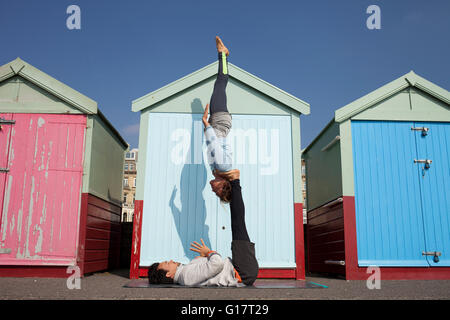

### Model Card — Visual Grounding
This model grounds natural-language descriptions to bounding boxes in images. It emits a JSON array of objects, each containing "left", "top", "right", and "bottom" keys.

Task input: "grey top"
[{"left": 173, "top": 251, "right": 244, "bottom": 287}]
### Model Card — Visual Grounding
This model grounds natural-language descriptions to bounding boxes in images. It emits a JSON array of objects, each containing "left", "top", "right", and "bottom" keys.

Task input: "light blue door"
[
  {"left": 214, "top": 115, "right": 295, "bottom": 268},
  {"left": 352, "top": 121, "right": 427, "bottom": 266},
  {"left": 414, "top": 122, "right": 450, "bottom": 266},
  {"left": 352, "top": 120, "right": 450, "bottom": 267},
  {"left": 139, "top": 113, "right": 295, "bottom": 268}
]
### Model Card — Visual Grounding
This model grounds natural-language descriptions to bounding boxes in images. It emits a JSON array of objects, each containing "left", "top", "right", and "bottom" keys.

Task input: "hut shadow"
[{"left": 169, "top": 98, "right": 211, "bottom": 261}]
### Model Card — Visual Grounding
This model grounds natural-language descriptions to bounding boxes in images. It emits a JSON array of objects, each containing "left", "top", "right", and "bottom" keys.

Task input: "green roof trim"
[
  {"left": 132, "top": 61, "right": 310, "bottom": 115},
  {"left": 0, "top": 57, "right": 128, "bottom": 148},
  {"left": 334, "top": 71, "right": 450, "bottom": 123},
  {"left": 0, "top": 57, "right": 98, "bottom": 114}
]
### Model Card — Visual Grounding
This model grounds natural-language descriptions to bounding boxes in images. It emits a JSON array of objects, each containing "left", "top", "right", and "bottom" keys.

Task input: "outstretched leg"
[
  {"left": 209, "top": 51, "right": 229, "bottom": 115},
  {"left": 209, "top": 36, "right": 230, "bottom": 115}
]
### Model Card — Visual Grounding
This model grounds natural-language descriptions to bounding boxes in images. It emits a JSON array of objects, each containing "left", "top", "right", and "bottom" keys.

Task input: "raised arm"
[{"left": 202, "top": 103, "right": 210, "bottom": 128}]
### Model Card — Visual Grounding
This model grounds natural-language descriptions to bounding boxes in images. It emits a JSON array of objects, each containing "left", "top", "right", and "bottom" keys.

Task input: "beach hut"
[
  {"left": 302, "top": 71, "right": 450, "bottom": 280},
  {"left": 0, "top": 58, "right": 128, "bottom": 277},
  {"left": 130, "top": 60, "right": 310, "bottom": 279}
]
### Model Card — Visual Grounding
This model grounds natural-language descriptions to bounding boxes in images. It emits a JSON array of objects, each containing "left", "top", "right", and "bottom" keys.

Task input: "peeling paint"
[
  {"left": 1, "top": 114, "right": 86, "bottom": 265},
  {"left": 133, "top": 213, "right": 141, "bottom": 255},
  {"left": 34, "top": 225, "right": 43, "bottom": 254},
  {"left": 22, "top": 176, "right": 35, "bottom": 259},
  {"left": 45, "top": 141, "right": 53, "bottom": 180},
  {"left": 1, "top": 175, "right": 13, "bottom": 242},
  {"left": 65, "top": 127, "right": 69, "bottom": 168},
  {"left": 10, "top": 215, "right": 15, "bottom": 238},
  {"left": 39, "top": 143, "right": 45, "bottom": 171},
  {"left": 33, "top": 128, "right": 39, "bottom": 164},
  {"left": 37, "top": 117, "right": 45, "bottom": 128},
  {"left": 41, "top": 194, "right": 47, "bottom": 224},
  {"left": 9, "top": 146, "right": 14, "bottom": 162},
  {"left": 17, "top": 172, "right": 27, "bottom": 244}
]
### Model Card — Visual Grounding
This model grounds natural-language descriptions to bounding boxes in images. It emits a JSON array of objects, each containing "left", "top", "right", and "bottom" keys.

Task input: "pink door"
[{"left": 0, "top": 113, "right": 86, "bottom": 266}]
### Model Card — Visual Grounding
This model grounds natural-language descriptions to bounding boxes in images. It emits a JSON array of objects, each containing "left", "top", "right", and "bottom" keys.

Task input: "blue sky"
[{"left": 1, "top": 0, "right": 449, "bottom": 149}]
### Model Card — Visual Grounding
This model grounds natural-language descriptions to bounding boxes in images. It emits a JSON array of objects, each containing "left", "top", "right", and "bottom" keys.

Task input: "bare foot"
[{"left": 216, "top": 36, "right": 229, "bottom": 56}]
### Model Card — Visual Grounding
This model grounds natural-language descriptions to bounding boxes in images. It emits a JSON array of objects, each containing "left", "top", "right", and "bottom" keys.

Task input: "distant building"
[
  {"left": 301, "top": 158, "right": 307, "bottom": 224},
  {"left": 122, "top": 148, "right": 138, "bottom": 222}
]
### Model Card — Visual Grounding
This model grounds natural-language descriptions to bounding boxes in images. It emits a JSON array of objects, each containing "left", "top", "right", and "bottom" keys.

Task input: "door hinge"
[
  {"left": 0, "top": 117, "right": 16, "bottom": 130},
  {"left": 414, "top": 159, "right": 432, "bottom": 169},
  {"left": 411, "top": 127, "right": 429, "bottom": 136},
  {"left": 422, "top": 251, "right": 441, "bottom": 263}
]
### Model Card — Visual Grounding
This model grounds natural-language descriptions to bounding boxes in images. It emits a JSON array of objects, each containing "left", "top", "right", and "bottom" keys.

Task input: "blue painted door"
[
  {"left": 139, "top": 113, "right": 295, "bottom": 268},
  {"left": 414, "top": 122, "right": 450, "bottom": 266},
  {"left": 352, "top": 121, "right": 427, "bottom": 266},
  {"left": 352, "top": 121, "right": 450, "bottom": 267}
]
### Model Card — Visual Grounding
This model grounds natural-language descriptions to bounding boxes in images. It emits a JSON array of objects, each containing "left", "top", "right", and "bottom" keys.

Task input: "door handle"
[
  {"left": 0, "top": 168, "right": 9, "bottom": 173},
  {"left": 414, "top": 159, "right": 432, "bottom": 169},
  {"left": 422, "top": 251, "right": 441, "bottom": 263}
]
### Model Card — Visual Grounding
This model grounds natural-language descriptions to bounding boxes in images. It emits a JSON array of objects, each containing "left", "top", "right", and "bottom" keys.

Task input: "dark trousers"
[
  {"left": 230, "top": 180, "right": 259, "bottom": 286},
  {"left": 209, "top": 52, "right": 229, "bottom": 115}
]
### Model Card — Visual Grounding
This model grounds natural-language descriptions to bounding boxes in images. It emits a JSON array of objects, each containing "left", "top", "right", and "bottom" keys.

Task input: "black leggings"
[
  {"left": 230, "top": 180, "right": 259, "bottom": 285},
  {"left": 230, "top": 180, "right": 250, "bottom": 242},
  {"left": 209, "top": 52, "right": 229, "bottom": 115}
]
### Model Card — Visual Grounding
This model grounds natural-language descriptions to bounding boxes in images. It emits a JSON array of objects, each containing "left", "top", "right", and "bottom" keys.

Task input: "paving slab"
[{"left": 1, "top": 269, "right": 449, "bottom": 300}]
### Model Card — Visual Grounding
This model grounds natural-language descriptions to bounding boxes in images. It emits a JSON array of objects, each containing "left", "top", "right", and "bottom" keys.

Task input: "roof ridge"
[{"left": 131, "top": 61, "right": 310, "bottom": 115}]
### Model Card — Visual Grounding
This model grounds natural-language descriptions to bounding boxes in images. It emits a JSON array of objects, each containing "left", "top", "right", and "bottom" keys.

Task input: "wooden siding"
[
  {"left": 303, "top": 121, "right": 342, "bottom": 211},
  {"left": 306, "top": 199, "right": 345, "bottom": 275},
  {"left": 80, "top": 193, "right": 121, "bottom": 274},
  {"left": 85, "top": 115, "right": 126, "bottom": 206}
]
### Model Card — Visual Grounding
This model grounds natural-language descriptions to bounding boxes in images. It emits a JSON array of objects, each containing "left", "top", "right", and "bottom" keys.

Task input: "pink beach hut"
[{"left": 0, "top": 58, "right": 128, "bottom": 277}]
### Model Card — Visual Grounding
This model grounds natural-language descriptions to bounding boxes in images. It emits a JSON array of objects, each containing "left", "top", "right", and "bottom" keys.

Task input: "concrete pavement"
[{"left": 1, "top": 269, "right": 450, "bottom": 300}]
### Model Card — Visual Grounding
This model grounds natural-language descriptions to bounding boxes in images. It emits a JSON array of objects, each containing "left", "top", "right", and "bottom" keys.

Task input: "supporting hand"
[
  {"left": 202, "top": 104, "right": 210, "bottom": 128},
  {"left": 190, "top": 238, "right": 212, "bottom": 257}
]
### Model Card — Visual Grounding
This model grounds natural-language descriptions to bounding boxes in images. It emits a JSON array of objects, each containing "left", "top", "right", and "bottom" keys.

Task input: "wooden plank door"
[
  {"left": 351, "top": 120, "right": 428, "bottom": 266},
  {"left": 0, "top": 114, "right": 86, "bottom": 266},
  {"left": 140, "top": 113, "right": 295, "bottom": 269},
  {"left": 215, "top": 115, "right": 295, "bottom": 268}
]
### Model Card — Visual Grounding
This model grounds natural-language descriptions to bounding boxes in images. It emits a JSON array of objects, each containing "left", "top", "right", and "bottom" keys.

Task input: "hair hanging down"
[
  {"left": 147, "top": 262, "right": 174, "bottom": 284},
  {"left": 219, "top": 180, "right": 232, "bottom": 203}
]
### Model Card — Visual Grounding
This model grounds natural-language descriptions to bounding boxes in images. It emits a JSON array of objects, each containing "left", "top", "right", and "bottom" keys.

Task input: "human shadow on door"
[{"left": 169, "top": 98, "right": 212, "bottom": 261}]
